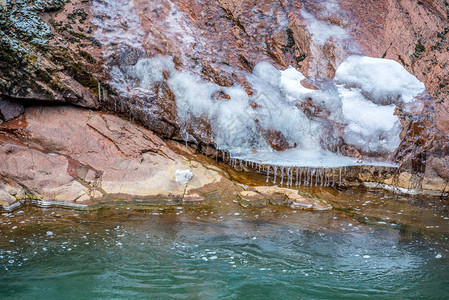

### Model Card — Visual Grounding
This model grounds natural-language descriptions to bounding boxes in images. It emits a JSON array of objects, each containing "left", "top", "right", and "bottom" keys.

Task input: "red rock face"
[
  {"left": 340, "top": 0, "right": 449, "bottom": 185},
  {"left": 1, "top": 0, "right": 448, "bottom": 190},
  {"left": 341, "top": 0, "right": 449, "bottom": 129},
  {"left": 86, "top": 0, "right": 449, "bottom": 185}
]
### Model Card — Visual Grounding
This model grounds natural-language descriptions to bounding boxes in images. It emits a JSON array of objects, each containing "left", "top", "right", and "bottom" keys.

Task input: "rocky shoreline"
[
  {"left": 1, "top": 0, "right": 448, "bottom": 209},
  {"left": 1, "top": 105, "right": 446, "bottom": 212}
]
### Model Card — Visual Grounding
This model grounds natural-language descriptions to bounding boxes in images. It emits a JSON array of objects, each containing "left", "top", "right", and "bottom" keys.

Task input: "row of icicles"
[{"left": 207, "top": 149, "right": 348, "bottom": 188}]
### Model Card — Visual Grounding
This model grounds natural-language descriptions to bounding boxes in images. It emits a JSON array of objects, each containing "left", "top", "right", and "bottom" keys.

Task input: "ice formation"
[
  {"left": 92, "top": 0, "right": 427, "bottom": 185},
  {"left": 335, "top": 56, "right": 426, "bottom": 105},
  {"left": 116, "top": 54, "right": 424, "bottom": 173},
  {"left": 300, "top": 0, "right": 358, "bottom": 78},
  {"left": 336, "top": 55, "right": 426, "bottom": 153}
]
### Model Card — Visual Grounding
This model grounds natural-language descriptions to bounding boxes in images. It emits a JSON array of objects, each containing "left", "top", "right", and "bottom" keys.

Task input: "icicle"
[
  {"left": 332, "top": 169, "right": 335, "bottom": 187},
  {"left": 97, "top": 80, "right": 101, "bottom": 103},
  {"left": 273, "top": 166, "right": 277, "bottom": 184},
  {"left": 288, "top": 167, "right": 291, "bottom": 187},
  {"left": 215, "top": 149, "right": 218, "bottom": 162},
  {"left": 280, "top": 167, "right": 284, "bottom": 185},
  {"left": 309, "top": 168, "right": 313, "bottom": 186},
  {"left": 290, "top": 167, "right": 294, "bottom": 186},
  {"left": 295, "top": 167, "right": 299, "bottom": 186},
  {"left": 304, "top": 168, "right": 307, "bottom": 186},
  {"left": 307, "top": 168, "right": 311, "bottom": 186},
  {"left": 299, "top": 168, "right": 302, "bottom": 187},
  {"left": 309, "top": 169, "right": 312, "bottom": 186},
  {"left": 304, "top": 167, "right": 308, "bottom": 186},
  {"left": 320, "top": 169, "right": 324, "bottom": 186},
  {"left": 266, "top": 165, "right": 270, "bottom": 183},
  {"left": 290, "top": 167, "right": 294, "bottom": 187},
  {"left": 339, "top": 167, "right": 342, "bottom": 186}
]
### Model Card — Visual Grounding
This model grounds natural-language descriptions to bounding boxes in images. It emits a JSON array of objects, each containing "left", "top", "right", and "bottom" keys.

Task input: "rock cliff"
[{"left": 0, "top": 0, "right": 448, "bottom": 206}]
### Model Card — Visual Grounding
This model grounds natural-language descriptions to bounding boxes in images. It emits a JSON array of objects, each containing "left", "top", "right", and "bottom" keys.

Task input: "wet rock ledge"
[
  {"left": 0, "top": 105, "right": 338, "bottom": 212},
  {"left": 0, "top": 105, "right": 237, "bottom": 210}
]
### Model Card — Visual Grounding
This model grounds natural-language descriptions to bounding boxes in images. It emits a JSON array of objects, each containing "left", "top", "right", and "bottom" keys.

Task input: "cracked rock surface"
[{"left": 0, "top": 106, "right": 232, "bottom": 209}]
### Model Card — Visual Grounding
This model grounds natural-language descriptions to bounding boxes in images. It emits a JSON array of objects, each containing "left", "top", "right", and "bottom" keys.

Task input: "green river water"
[{"left": 0, "top": 188, "right": 448, "bottom": 299}]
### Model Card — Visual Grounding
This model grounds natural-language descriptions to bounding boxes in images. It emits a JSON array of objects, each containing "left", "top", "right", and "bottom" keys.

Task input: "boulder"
[
  {"left": 239, "top": 186, "right": 332, "bottom": 210},
  {"left": 0, "top": 98, "right": 24, "bottom": 121}
]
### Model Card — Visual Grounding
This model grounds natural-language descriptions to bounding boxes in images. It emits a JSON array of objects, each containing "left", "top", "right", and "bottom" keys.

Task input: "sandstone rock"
[
  {"left": 1, "top": 0, "right": 448, "bottom": 195},
  {"left": 0, "top": 98, "right": 24, "bottom": 121},
  {"left": 0, "top": 106, "right": 232, "bottom": 209},
  {"left": 0, "top": 142, "right": 87, "bottom": 202},
  {"left": 238, "top": 186, "right": 332, "bottom": 210},
  {"left": 183, "top": 193, "right": 205, "bottom": 204},
  {"left": 0, "top": 190, "right": 16, "bottom": 208},
  {"left": 238, "top": 190, "right": 269, "bottom": 207}
]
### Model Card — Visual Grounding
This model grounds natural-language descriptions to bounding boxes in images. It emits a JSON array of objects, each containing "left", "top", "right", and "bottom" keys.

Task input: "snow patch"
[
  {"left": 335, "top": 55, "right": 425, "bottom": 153},
  {"left": 335, "top": 56, "right": 426, "bottom": 105},
  {"left": 109, "top": 54, "right": 425, "bottom": 166},
  {"left": 175, "top": 169, "right": 193, "bottom": 184}
]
